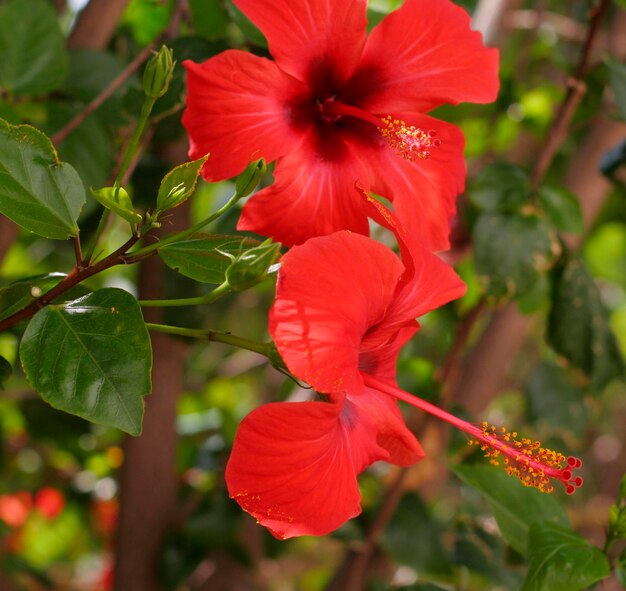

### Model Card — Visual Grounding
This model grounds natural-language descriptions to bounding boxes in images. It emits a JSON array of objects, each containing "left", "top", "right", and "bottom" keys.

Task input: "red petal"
[
  {"left": 234, "top": 0, "right": 367, "bottom": 88},
  {"left": 353, "top": 385, "right": 424, "bottom": 466},
  {"left": 182, "top": 51, "right": 307, "bottom": 181},
  {"left": 351, "top": 0, "right": 499, "bottom": 113},
  {"left": 270, "top": 232, "right": 404, "bottom": 395},
  {"left": 386, "top": 247, "right": 466, "bottom": 330},
  {"left": 370, "top": 113, "right": 467, "bottom": 252},
  {"left": 238, "top": 130, "right": 371, "bottom": 245},
  {"left": 226, "top": 399, "right": 374, "bottom": 539},
  {"left": 356, "top": 183, "right": 416, "bottom": 280}
]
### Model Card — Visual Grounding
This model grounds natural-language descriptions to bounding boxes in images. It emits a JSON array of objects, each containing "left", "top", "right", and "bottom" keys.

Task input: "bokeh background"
[{"left": 0, "top": 0, "right": 625, "bottom": 589}]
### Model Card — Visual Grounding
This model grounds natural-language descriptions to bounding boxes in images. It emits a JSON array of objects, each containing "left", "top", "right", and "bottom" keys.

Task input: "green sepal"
[
  {"left": 90, "top": 186, "right": 142, "bottom": 224},
  {"left": 142, "top": 45, "right": 175, "bottom": 99},
  {"left": 235, "top": 158, "right": 267, "bottom": 198},
  {"left": 225, "top": 239, "right": 281, "bottom": 291},
  {"left": 156, "top": 155, "right": 208, "bottom": 213}
]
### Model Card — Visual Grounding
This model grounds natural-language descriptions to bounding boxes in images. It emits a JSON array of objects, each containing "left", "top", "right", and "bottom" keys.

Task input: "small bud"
[
  {"left": 235, "top": 159, "right": 267, "bottom": 198},
  {"left": 225, "top": 239, "right": 281, "bottom": 291},
  {"left": 143, "top": 45, "right": 175, "bottom": 99},
  {"left": 90, "top": 186, "right": 143, "bottom": 224}
]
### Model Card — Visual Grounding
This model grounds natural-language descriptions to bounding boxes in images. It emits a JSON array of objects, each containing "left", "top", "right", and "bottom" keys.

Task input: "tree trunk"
[{"left": 68, "top": 0, "right": 130, "bottom": 50}]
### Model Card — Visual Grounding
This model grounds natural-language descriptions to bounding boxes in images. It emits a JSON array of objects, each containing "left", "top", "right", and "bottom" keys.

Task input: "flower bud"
[
  {"left": 143, "top": 45, "right": 175, "bottom": 99},
  {"left": 225, "top": 239, "right": 281, "bottom": 291},
  {"left": 235, "top": 158, "right": 267, "bottom": 198}
]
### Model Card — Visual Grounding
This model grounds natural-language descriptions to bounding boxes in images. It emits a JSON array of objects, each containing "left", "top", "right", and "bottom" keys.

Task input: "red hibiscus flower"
[
  {"left": 183, "top": 0, "right": 499, "bottom": 249},
  {"left": 225, "top": 228, "right": 466, "bottom": 539},
  {"left": 225, "top": 205, "right": 583, "bottom": 538}
]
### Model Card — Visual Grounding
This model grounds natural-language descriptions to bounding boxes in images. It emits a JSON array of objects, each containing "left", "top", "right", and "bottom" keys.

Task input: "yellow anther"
[{"left": 378, "top": 116, "right": 441, "bottom": 162}]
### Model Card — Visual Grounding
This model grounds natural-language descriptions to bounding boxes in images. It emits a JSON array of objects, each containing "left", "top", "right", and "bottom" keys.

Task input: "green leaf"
[
  {"left": 0, "top": 355, "right": 11, "bottom": 389},
  {"left": 521, "top": 522, "right": 610, "bottom": 591},
  {"left": 538, "top": 187, "right": 584, "bottom": 234},
  {"left": 121, "top": 0, "right": 172, "bottom": 45},
  {"left": 189, "top": 0, "right": 229, "bottom": 39},
  {"left": 608, "top": 58, "right": 626, "bottom": 121},
  {"left": 156, "top": 156, "right": 209, "bottom": 212},
  {"left": 381, "top": 493, "right": 452, "bottom": 575},
  {"left": 470, "top": 163, "right": 530, "bottom": 212},
  {"left": 20, "top": 288, "right": 152, "bottom": 435},
  {"left": 454, "top": 464, "right": 569, "bottom": 555},
  {"left": 0, "top": 0, "right": 68, "bottom": 95},
  {"left": 159, "top": 234, "right": 261, "bottom": 284},
  {"left": 0, "top": 119, "right": 85, "bottom": 239},
  {"left": 547, "top": 256, "right": 625, "bottom": 390},
  {"left": 473, "top": 212, "right": 558, "bottom": 300},
  {"left": 0, "top": 274, "right": 66, "bottom": 322},
  {"left": 0, "top": 274, "right": 90, "bottom": 325},
  {"left": 90, "top": 186, "right": 142, "bottom": 224},
  {"left": 224, "top": 0, "right": 267, "bottom": 48},
  {"left": 584, "top": 222, "right": 626, "bottom": 288},
  {"left": 517, "top": 273, "right": 550, "bottom": 314}
]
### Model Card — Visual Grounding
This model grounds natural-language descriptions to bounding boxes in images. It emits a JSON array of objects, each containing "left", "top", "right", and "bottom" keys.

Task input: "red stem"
[{"left": 0, "top": 235, "right": 141, "bottom": 333}]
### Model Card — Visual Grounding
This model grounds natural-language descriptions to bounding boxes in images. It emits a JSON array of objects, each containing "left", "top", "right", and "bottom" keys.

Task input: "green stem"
[
  {"left": 84, "top": 96, "right": 157, "bottom": 264},
  {"left": 145, "top": 323, "right": 275, "bottom": 359},
  {"left": 139, "top": 281, "right": 232, "bottom": 307},
  {"left": 114, "top": 98, "right": 156, "bottom": 197},
  {"left": 129, "top": 190, "right": 244, "bottom": 258},
  {"left": 83, "top": 208, "right": 110, "bottom": 265}
]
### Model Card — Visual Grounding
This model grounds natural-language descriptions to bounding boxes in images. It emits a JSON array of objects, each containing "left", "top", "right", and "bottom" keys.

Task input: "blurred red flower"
[
  {"left": 0, "top": 492, "right": 32, "bottom": 528},
  {"left": 183, "top": 0, "right": 498, "bottom": 249},
  {"left": 34, "top": 487, "right": 65, "bottom": 520},
  {"left": 226, "top": 227, "right": 465, "bottom": 538}
]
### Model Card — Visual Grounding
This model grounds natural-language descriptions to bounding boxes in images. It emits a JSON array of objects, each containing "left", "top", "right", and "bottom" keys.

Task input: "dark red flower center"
[{"left": 317, "top": 97, "right": 441, "bottom": 161}]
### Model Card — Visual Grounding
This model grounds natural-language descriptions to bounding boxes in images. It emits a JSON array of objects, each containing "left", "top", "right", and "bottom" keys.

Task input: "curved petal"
[
  {"left": 350, "top": 385, "right": 424, "bottom": 466},
  {"left": 238, "top": 126, "right": 372, "bottom": 245},
  {"left": 234, "top": 0, "right": 367, "bottom": 89},
  {"left": 182, "top": 51, "right": 308, "bottom": 181},
  {"left": 225, "top": 398, "right": 385, "bottom": 539},
  {"left": 346, "top": 0, "right": 499, "bottom": 113},
  {"left": 359, "top": 323, "right": 418, "bottom": 383},
  {"left": 386, "top": 247, "right": 466, "bottom": 329},
  {"left": 270, "top": 232, "right": 404, "bottom": 395},
  {"left": 370, "top": 113, "right": 467, "bottom": 252}
]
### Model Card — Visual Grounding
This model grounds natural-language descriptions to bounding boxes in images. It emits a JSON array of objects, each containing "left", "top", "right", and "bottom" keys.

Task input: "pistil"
[
  {"left": 319, "top": 99, "right": 441, "bottom": 161},
  {"left": 362, "top": 374, "right": 583, "bottom": 495}
]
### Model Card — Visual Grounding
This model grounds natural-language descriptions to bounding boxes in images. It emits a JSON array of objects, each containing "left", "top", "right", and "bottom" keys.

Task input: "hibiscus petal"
[
  {"left": 182, "top": 51, "right": 307, "bottom": 181},
  {"left": 233, "top": 0, "right": 367, "bottom": 89},
  {"left": 349, "top": 0, "right": 499, "bottom": 113},
  {"left": 360, "top": 322, "right": 418, "bottom": 382},
  {"left": 356, "top": 183, "right": 417, "bottom": 280},
  {"left": 351, "top": 385, "right": 424, "bottom": 467},
  {"left": 238, "top": 128, "right": 371, "bottom": 245},
  {"left": 386, "top": 245, "right": 466, "bottom": 329},
  {"left": 370, "top": 113, "right": 467, "bottom": 252},
  {"left": 225, "top": 398, "right": 381, "bottom": 539},
  {"left": 270, "top": 232, "right": 404, "bottom": 395}
]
